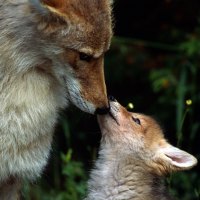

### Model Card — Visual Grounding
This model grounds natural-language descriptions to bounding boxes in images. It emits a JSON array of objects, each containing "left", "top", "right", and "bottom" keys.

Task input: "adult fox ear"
[
  {"left": 157, "top": 145, "right": 197, "bottom": 174},
  {"left": 30, "top": 0, "right": 67, "bottom": 16}
]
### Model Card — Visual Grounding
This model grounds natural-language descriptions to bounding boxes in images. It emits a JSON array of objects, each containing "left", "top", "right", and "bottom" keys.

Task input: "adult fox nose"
[
  {"left": 95, "top": 106, "right": 110, "bottom": 115},
  {"left": 95, "top": 95, "right": 117, "bottom": 115}
]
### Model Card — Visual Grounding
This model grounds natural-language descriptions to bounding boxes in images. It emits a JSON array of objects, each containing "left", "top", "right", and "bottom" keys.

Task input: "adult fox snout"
[{"left": 66, "top": 55, "right": 109, "bottom": 114}]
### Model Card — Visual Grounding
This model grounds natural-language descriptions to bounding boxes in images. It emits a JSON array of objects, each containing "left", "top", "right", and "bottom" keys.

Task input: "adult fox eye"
[
  {"left": 79, "top": 52, "right": 93, "bottom": 62},
  {"left": 132, "top": 117, "right": 141, "bottom": 125}
]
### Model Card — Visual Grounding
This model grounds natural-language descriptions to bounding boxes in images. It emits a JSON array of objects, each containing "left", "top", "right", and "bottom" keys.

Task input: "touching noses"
[{"left": 95, "top": 95, "right": 116, "bottom": 115}]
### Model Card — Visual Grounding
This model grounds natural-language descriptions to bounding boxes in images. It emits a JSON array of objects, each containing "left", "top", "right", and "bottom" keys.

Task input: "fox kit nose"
[
  {"left": 95, "top": 106, "right": 110, "bottom": 115},
  {"left": 108, "top": 95, "right": 117, "bottom": 102},
  {"left": 95, "top": 96, "right": 117, "bottom": 115}
]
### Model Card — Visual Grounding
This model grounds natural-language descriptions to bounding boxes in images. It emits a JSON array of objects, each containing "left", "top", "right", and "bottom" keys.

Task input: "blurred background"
[{"left": 24, "top": 0, "right": 200, "bottom": 199}]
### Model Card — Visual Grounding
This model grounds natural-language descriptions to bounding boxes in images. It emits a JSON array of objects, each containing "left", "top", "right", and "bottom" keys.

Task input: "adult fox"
[{"left": 0, "top": 0, "right": 113, "bottom": 198}]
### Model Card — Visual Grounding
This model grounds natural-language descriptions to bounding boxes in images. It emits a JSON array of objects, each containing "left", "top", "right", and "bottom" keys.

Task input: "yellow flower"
[
  {"left": 186, "top": 99, "right": 192, "bottom": 106},
  {"left": 127, "top": 103, "right": 134, "bottom": 110}
]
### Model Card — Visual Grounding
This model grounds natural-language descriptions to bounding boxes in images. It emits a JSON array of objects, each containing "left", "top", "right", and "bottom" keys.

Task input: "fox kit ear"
[
  {"left": 158, "top": 145, "right": 197, "bottom": 173},
  {"left": 30, "top": 0, "right": 67, "bottom": 16}
]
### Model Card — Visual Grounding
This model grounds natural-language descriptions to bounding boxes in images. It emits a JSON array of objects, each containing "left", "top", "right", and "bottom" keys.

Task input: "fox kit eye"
[
  {"left": 79, "top": 52, "right": 93, "bottom": 62},
  {"left": 132, "top": 117, "right": 141, "bottom": 125}
]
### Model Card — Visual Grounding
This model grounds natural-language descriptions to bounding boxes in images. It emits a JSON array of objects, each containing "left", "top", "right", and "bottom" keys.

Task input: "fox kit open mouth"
[{"left": 104, "top": 96, "right": 120, "bottom": 125}]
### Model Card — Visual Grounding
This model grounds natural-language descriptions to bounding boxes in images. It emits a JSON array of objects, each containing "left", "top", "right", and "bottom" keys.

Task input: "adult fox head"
[{"left": 30, "top": 0, "right": 113, "bottom": 114}]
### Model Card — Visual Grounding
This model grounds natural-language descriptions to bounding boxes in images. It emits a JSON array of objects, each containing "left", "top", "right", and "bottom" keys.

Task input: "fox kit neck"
[{"left": 87, "top": 146, "right": 173, "bottom": 200}]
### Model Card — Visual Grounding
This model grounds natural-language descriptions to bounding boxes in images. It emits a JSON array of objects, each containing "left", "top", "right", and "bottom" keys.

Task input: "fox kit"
[
  {"left": 0, "top": 0, "right": 112, "bottom": 198},
  {"left": 87, "top": 98, "right": 197, "bottom": 200}
]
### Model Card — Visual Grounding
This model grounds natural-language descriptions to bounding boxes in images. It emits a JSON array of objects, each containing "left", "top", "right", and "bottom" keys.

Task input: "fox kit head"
[
  {"left": 98, "top": 99, "right": 197, "bottom": 176},
  {"left": 29, "top": 0, "right": 113, "bottom": 114}
]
